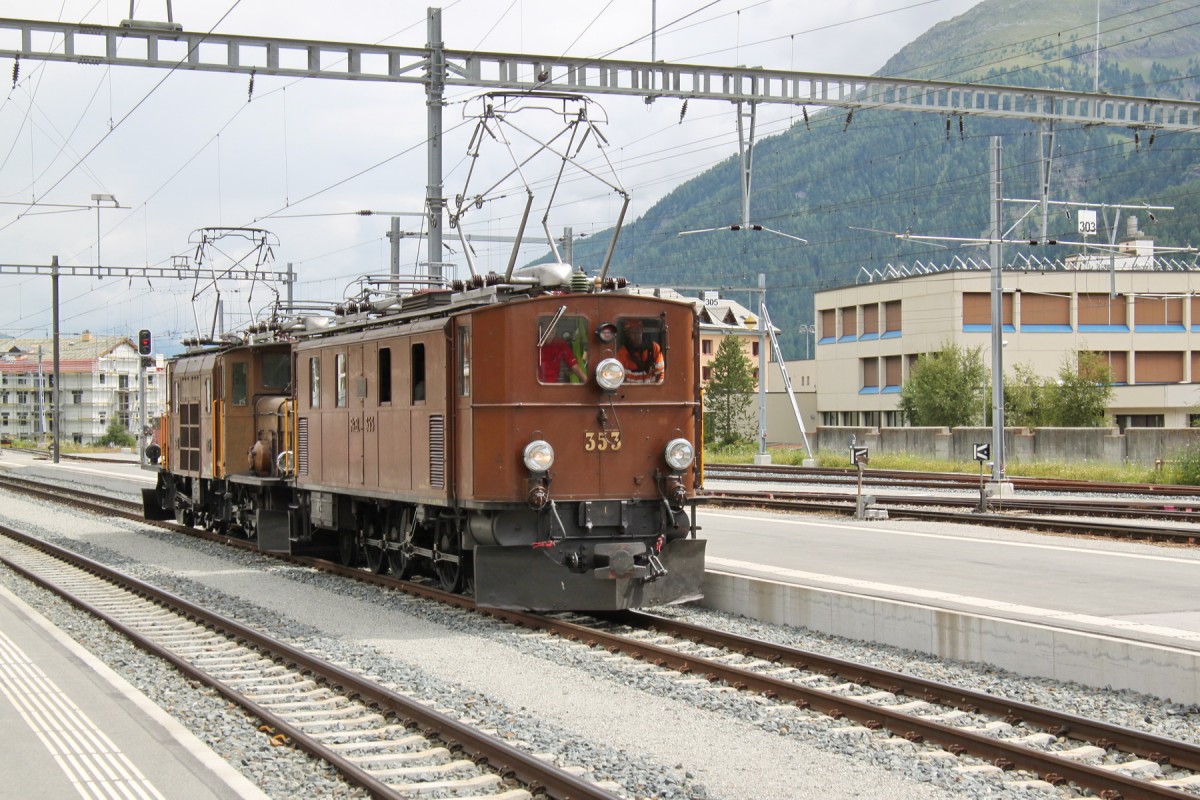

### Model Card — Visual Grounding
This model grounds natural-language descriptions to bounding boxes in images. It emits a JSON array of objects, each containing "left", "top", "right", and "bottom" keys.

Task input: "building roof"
[{"left": 0, "top": 333, "right": 136, "bottom": 372}]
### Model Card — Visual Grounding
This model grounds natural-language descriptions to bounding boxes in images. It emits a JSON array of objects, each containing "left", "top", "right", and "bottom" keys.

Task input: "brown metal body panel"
[
  {"left": 294, "top": 319, "right": 449, "bottom": 502},
  {"left": 165, "top": 343, "right": 292, "bottom": 481},
  {"left": 167, "top": 352, "right": 217, "bottom": 479},
  {"left": 462, "top": 294, "right": 701, "bottom": 504}
]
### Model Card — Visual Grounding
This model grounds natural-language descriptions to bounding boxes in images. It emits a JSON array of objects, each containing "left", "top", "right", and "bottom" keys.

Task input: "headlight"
[
  {"left": 523, "top": 440, "right": 555, "bottom": 473},
  {"left": 664, "top": 438, "right": 694, "bottom": 471},
  {"left": 595, "top": 357, "right": 625, "bottom": 391}
]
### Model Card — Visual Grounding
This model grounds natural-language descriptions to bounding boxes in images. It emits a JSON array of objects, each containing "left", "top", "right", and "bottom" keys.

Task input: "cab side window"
[
  {"left": 536, "top": 315, "right": 588, "bottom": 384},
  {"left": 616, "top": 317, "right": 666, "bottom": 384}
]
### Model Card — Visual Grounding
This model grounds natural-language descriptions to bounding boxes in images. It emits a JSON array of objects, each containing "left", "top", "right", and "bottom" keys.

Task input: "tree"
[
  {"left": 98, "top": 420, "right": 136, "bottom": 448},
  {"left": 1045, "top": 351, "right": 1113, "bottom": 427},
  {"left": 704, "top": 335, "right": 756, "bottom": 445},
  {"left": 1004, "top": 362, "right": 1048, "bottom": 428},
  {"left": 899, "top": 343, "right": 987, "bottom": 427}
]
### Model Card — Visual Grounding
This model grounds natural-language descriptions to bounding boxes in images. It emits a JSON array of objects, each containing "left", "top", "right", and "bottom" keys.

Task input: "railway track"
[
  {"left": 701, "top": 464, "right": 1200, "bottom": 544},
  {"left": 704, "top": 462, "right": 1200, "bottom": 497},
  {"left": 4, "top": 472, "right": 1200, "bottom": 797},
  {"left": 701, "top": 489, "right": 1200, "bottom": 544},
  {"left": 0, "top": 525, "right": 616, "bottom": 800}
]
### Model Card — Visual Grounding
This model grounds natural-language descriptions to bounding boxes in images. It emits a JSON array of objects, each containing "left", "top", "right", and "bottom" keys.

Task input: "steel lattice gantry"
[{"left": 2, "top": 16, "right": 1198, "bottom": 130}]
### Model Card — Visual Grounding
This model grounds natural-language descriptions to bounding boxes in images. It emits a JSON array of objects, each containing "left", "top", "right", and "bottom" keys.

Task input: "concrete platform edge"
[
  {"left": 0, "top": 584, "right": 271, "bottom": 800},
  {"left": 700, "top": 571, "right": 1200, "bottom": 705}
]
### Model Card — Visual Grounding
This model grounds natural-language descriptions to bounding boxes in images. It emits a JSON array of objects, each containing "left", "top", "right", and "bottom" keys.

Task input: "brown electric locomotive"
[{"left": 143, "top": 269, "right": 706, "bottom": 610}]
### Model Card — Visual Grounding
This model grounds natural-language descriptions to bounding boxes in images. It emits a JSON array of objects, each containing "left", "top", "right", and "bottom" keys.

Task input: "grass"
[
  {"left": 2, "top": 438, "right": 127, "bottom": 455},
  {"left": 703, "top": 444, "right": 1177, "bottom": 485}
]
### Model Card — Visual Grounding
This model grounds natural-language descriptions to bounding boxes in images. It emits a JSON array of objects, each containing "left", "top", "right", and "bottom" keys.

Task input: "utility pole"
[
  {"left": 51, "top": 256, "right": 61, "bottom": 464},
  {"left": 988, "top": 137, "right": 1007, "bottom": 491},
  {"left": 754, "top": 273, "right": 770, "bottom": 465}
]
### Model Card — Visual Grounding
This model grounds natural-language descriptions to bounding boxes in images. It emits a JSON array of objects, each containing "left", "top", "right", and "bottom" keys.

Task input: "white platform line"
[{"left": 0, "top": 630, "right": 165, "bottom": 800}]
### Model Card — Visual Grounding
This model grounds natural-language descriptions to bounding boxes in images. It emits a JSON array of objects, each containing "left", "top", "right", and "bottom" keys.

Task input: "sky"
[{"left": 0, "top": 0, "right": 985, "bottom": 348}]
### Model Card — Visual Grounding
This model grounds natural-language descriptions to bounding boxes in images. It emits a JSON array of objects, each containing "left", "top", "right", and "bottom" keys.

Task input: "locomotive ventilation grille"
[
  {"left": 180, "top": 402, "right": 200, "bottom": 473},
  {"left": 429, "top": 415, "right": 445, "bottom": 489},
  {"left": 297, "top": 417, "right": 309, "bottom": 476}
]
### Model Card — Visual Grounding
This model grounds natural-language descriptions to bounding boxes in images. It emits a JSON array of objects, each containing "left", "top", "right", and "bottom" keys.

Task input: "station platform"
[
  {"left": 0, "top": 585, "right": 268, "bottom": 800},
  {"left": 696, "top": 506, "right": 1200, "bottom": 705}
]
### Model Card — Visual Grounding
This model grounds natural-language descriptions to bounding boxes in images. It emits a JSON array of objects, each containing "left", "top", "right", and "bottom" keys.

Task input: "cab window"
[
  {"left": 262, "top": 352, "right": 290, "bottom": 389},
  {"left": 231, "top": 363, "right": 248, "bottom": 405},
  {"left": 537, "top": 315, "right": 588, "bottom": 384},
  {"left": 616, "top": 317, "right": 666, "bottom": 384}
]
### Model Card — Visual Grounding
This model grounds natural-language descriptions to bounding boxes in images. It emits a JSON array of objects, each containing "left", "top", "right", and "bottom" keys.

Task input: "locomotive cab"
[
  {"left": 459, "top": 293, "right": 705, "bottom": 610},
  {"left": 144, "top": 340, "right": 294, "bottom": 545}
]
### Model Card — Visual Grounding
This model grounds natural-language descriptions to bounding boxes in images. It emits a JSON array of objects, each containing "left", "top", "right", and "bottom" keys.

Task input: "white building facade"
[{"left": 0, "top": 332, "right": 165, "bottom": 445}]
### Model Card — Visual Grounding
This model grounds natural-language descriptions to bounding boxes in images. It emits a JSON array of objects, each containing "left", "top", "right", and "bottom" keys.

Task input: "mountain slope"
[{"left": 559, "top": 0, "right": 1200, "bottom": 358}]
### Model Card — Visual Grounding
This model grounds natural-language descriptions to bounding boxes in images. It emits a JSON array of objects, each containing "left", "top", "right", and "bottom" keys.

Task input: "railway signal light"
[{"left": 137, "top": 329, "right": 152, "bottom": 355}]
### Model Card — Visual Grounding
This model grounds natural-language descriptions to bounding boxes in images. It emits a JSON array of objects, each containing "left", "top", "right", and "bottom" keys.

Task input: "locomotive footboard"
[{"left": 473, "top": 538, "right": 706, "bottom": 611}]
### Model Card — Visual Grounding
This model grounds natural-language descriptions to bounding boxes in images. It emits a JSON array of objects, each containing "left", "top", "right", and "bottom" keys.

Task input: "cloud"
[{"left": 0, "top": 0, "right": 980, "bottom": 343}]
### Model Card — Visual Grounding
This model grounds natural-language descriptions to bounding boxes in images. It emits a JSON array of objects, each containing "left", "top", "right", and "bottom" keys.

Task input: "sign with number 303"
[{"left": 1077, "top": 209, "right": 1097, "bottom": 236}]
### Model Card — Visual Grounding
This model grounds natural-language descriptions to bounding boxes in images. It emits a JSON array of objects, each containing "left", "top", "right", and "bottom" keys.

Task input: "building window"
[
  {"left": 819, "top": 308, "right": 837, "bottom": 343},
  {"left": 862, "top": 304, "right": 879, "bottom": 339},
  {"left": 884, "top": 355, "right": 902, "bottom": 391},
  {"left": 99, "top": 373, "right": 106, "bottom": 385},
  {"left": 1116, "top": 414, "right": 1164, "bottom": 431},
  {"left": 861, "top": 357, "right": 879, "bottom": 393},
  {"left": 1134, "top": 351, "right": 1183, "bottom": 383},
  {"left": 883, "top": 300, "right": 901, "bottom": 335},
  {"left": 1079, "top": 293, "right": 1127, "bottom": 330},
  {"left": 839, "top": 306, "right": 858, "bottom": 341},
  {"left": 72, "top": 391, "right": 82, "bottom": 404},
  {"left": 1134, "top": 296, "right": 1184, "bottom": 330},
  {"left": 701, "top": 339, "right": 712, "bottom": 356},
  {"left": 751, "top": 341, "right": 759, "bottom": 357},
  {"left": 963, "top": 292, "right": 1013, "bottom": 330},
  {"left": 1093, "top": 351, "right": 1128, "bottom": 384},
  {"left": 98, "top": 412, "right": 106, "bottom": 426},
  {"left": 702, "top": 366, "right": 711, "bottom": 381},
  {"left": 1020, "top": 292, "right": 1070, "bottom": 331}
]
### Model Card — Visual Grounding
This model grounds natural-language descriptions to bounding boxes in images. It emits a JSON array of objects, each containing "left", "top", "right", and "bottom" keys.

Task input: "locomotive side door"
[{"left": 347, "top": 343, "right": 367, "bottom": 487}]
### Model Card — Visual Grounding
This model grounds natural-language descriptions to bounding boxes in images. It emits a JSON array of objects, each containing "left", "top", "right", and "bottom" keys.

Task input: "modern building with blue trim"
[{"left": 814, "top": 219, "right": 1200, "bottom": 430}]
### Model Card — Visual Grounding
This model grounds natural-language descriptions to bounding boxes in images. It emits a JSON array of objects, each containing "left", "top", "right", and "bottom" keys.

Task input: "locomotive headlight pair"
[
  {"left": 595, "top": 357, "right": 625, "bottom": 392},
  {"left": 523, "top": 440, "right": 555, "bottom": 473},
  {"left": 664, "top": 438, "right": 695, "bottom": 471}
]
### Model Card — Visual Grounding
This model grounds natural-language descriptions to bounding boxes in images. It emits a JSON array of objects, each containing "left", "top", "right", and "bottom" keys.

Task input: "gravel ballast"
[{"left": 0, "top": 487, "right": 1196, "bottom": 799}]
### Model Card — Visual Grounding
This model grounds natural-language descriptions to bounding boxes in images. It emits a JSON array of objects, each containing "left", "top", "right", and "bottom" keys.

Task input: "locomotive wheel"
[
  {"left": 363, "top": 517, "right": 388, "bottom": 574},
  {"left": 434, "top": 527, "right": 463, "bottom": 593},
  {"left": 337, "top": 531, "right": 359, "bottom": 567},
  {"left": 385, "top": 507, "right": 414, "bottom": 579}
]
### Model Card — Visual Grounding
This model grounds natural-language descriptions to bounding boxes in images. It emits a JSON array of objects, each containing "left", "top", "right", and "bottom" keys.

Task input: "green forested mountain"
[{"left": 556, "top": 0, "right": 1200, "bottom": 357}]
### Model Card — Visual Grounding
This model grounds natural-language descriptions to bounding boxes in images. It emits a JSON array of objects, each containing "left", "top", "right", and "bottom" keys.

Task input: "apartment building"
[{"left": 0, "top": 332, "right": 165, "bottom": 444}]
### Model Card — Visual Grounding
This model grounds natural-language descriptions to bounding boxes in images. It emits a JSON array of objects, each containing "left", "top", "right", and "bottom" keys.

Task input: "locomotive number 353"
[{"left": 583, "top": 431, "right": 622, "bottom": 451}]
